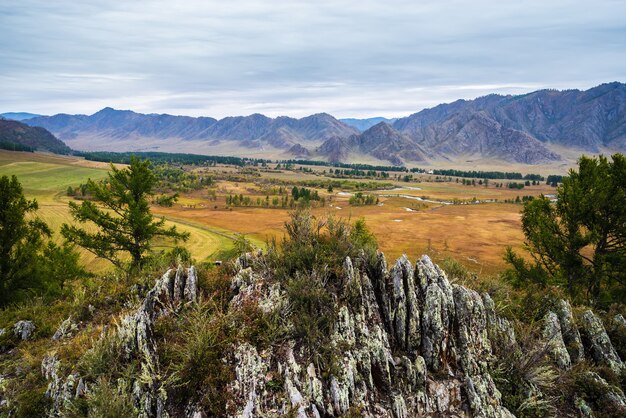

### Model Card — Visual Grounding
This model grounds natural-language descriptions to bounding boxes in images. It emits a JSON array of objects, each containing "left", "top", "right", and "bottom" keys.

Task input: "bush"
[
  {"left": 70, "top": 377, "right": 136, "bottom": 417},
  {"left": 157, "top": 301, "right": 233, "bottom": 415},
  {"left": 491, "top": 321, "right": 558, "bottom": 417}
]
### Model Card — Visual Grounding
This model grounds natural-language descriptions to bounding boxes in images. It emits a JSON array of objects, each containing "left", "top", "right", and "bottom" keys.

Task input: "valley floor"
[{"left": 0, "top": 149, "right": 563, "bottom": 274}]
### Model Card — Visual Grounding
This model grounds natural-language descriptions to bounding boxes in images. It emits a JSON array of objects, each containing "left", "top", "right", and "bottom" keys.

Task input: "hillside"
[
  {"left": 2, "top": 252, "right": 625, "bottom": 417},
  {"left": 0, "top": 119, "right": 71, "bottom": 154}
]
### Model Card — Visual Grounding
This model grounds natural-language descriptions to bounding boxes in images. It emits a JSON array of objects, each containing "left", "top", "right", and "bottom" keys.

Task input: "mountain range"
[{"left": 20, "top": 82, "right": 626, "bottom": 165}]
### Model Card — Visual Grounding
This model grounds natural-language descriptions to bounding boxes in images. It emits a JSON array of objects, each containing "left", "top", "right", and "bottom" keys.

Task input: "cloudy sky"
[{"left": 1, "top": 0, "right": 625, "bottom": 118}]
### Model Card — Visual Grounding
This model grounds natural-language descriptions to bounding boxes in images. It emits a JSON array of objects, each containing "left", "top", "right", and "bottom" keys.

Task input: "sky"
[{"left": 1, "top": 0, "right": 625, "bottom": 119}]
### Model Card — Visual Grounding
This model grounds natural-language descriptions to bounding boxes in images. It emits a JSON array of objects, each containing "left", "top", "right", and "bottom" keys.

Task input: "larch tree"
[{"left": 62, "top": 157, "right": 189, "bottom": 270}]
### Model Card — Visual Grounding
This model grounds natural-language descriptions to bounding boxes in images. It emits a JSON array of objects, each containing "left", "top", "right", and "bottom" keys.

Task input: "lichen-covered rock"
[
  {"left": 453, "top": 285, "right": 491, "bottom": 375},
  {"left": 482, "top": 293, "right": 516, "bottom": 355},
  {"left": 418, "top": 256, "right": 454, "bottom": 372},
  {"left": 0, "top": 374, "right": 7, "bottom": 409},
  {"left": 221, "top": 254, "right": 515, "bottom": 418},
  {"left": 41, "top": 355, "right": 81, "bottom": 415},
  {"left": 579, "top": 310, "right": 624, "bottom": 374},
  {"left": 38, "top": 254, "right": 626, "bottom": 417},
  {"left": 41, "top": 266, "right": 198, "bottom": 418},
  {"left": 52, "top": 316, "right": 77, "bottom": 341},
  {"left": 582, "top": 372, "right": 626, "bottom": 413},
  {"left": 228, "top": 343, "right": 268, "bottom": 417},
  {"left": 554, "top": 299, "right": 584, "bottom": 363},
  {"left": 13, "top": 320, "right": 35, "bottom": 340},
  {"left": 543, "top": 311, "right": 571, "bottom": 369}
]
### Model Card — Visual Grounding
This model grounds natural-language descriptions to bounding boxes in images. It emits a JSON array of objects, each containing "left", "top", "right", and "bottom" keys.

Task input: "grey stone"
[
  {"left": 543, "top": 311, "right": 571, "bottom": 369},
  {"left": 13, "top": 320, "right": 35, "bottom": 340},
  {"left": 579, "top": 310, "right": 624, "bottom": 374},
  {"left": 52, "top": 316, "right": 77, "bottom": 341},
  {"left": 554, "top": 299, "right": 584, "bottom": 363}
]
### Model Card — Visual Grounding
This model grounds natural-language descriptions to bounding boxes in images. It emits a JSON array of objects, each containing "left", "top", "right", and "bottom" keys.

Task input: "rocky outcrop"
[
  {"left": 32, "top": 255, "right": 626, "bottom": 417},
  {"left": 543, "top": 311, "right": 571, "bottom": 369},
  {"left": 554, "top": 299, "right": 584, "bottom": 363},
  {"left": 226, "top": 253, "right": 514, "bottom": 417},
  {"left": 41, "top": 266, "right": 198, "bottom": 417}
]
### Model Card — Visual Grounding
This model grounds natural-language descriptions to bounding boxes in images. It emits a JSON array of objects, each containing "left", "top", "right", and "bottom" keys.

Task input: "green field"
[{"left": 0, "top": 151, "right": 232, "bottom": 271}]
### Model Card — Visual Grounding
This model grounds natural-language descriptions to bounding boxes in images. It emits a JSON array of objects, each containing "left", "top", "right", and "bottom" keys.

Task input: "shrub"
[
  {"left": 72, "top": 377, "right": 136, "bottom": 417},
  {"left": 158, "top": 301, "right": 233, "bottom": 415}
]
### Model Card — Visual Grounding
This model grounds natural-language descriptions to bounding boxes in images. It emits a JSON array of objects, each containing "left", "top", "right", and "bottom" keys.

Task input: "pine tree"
[
  {"left": 506, "top": 154, "right": 626, "bottom": 305},
  {"left": 62, "top": 157, "right": 188, "bottom": 270},
  {"left": 1, "top": 175, "right": 84, "bottom": 306}
]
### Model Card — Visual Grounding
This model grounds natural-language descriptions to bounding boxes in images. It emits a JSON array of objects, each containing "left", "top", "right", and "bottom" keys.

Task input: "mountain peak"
[{"left": 364, "top": 121, "right": 395, "bottom": 134}]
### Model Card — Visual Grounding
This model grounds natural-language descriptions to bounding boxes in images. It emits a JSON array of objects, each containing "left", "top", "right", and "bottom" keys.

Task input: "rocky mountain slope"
[
  {"left": 0, "top": 118, "right": 71, "bottom": 154},
  {"left": 393, "top": 82, "right": 626, "bottom": 154},
  {"left": 4, "top": 253, "right": 624, "bottom": 417},
  {"left": 318, "top": 122, "right": 433, "bottom": 165}
]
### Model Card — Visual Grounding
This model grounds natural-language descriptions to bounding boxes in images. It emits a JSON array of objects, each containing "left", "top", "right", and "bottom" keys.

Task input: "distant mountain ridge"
[
  {"left": 0, "top": 119, "right": 71, "bottom": 154},
  {"left": 318, "top": 123, "right": 433, "bottom": 166},
  {"left": 26, "top": 108, "right": 358, "bottom": 151},
  {"left": 1, "top": 112, "right": 44, "bottom": 121},
  {"left": 22, "top": 82, "right": 626, "bottom": 165}
]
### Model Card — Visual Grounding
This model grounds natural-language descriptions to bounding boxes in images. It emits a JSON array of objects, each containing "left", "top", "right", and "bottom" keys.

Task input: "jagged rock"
[
  {"left": 41, "top": 266, "right": 197, "bottom": 418},
  {"left": 464, "top": 375, "right": 514, "bottom": 418},
  {"left": 389, "top": 255, "right": 420, "bottom": 353},
  {"left": 579, "top": 310, "right": 624, "bottom": 374},
  {"left": 228, "top": 343, "right": 268, "bottom": 417},
  {"left": 221, "top": 253, "right": 515, "bottom": 418},
  {"left": 52, "top": 316, "right": 77, "bottom": 341},
  {"left": 482, "top": 293, "right": 516, "bottom": 354},
  {"left": 614, "top": 314, "right": 626, "bottom": 328},
  {"left": 0, "top": 374, "right": 7, "bottom": 409},
  {"left": 576, "top": 398, "right": 594, "bottom": 417},
  {"left": 41, "top": 355, "right": 81, "bottom": 415},
  {"left": 554, "top": 299, "right": 584, "bottom": 363},
  {"left": 453, "top": 285, "right": 491, "bottom": 375},
  {"left": 418, "top": 256, "right": 454, "bottom": 372},
  {"left": 13, "top": 320, "right": 35, "bottom": 340},
  {"left": 582, "top": 372, "right": 626, "bottom": 413},
  {"left": 543, "top": 311, "right": 571, "bottom": 369}
]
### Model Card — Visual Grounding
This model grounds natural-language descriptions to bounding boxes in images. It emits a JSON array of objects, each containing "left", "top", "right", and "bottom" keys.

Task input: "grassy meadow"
[{"left": 0, "top": 151, "right": 232, "bottom": 271}]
